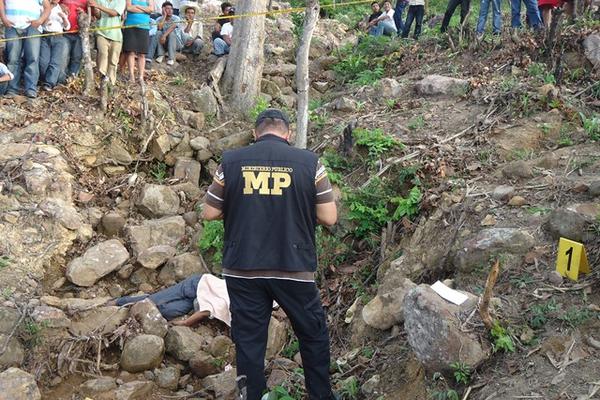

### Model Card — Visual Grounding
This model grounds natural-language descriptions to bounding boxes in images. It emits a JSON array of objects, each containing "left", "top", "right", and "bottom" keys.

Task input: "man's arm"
[
  {"left": 89, "top": 0, "right": 120, "bottom": 17},
  {"left": 202, "top": 164, "right": 225, "bottom": 221},
  {"left": 0, "top": 74, "right": 12, "bottom": 83},
  {"left": 201, "top": 204, "right": 223, "bottom": 220},
  {"left": 171, "top": 310, "right": 210, "bottom": 326},
  {"left": 0, "top": 1, "right": 13, "bottom": 28},
  {"left": 223, "top": 33, "right": 232, "bottom": 45},
  {"left": 126, "top": 0, "right": 145, "bottom": 13},
  {"left": 317, "top": 202, "right": 337, "bottom": 226},
  {"left": 30, "top": 0, "right": 52, "bottom": 29}
]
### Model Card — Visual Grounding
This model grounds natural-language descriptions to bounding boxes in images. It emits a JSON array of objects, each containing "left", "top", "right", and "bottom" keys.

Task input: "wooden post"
[
  {"left": 295, "top": 0, "right": 320, "bottom": 149},
  {"left": 78, "top": 11, "right": 94, "bottom": 96},
  {"left": 479, "top": 259, "right": 500, "bottom": 330}
]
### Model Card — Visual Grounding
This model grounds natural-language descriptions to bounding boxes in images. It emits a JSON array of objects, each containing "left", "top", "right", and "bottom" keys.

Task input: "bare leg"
[
  {"left": 138, "top": 54, "right": 146, "bottom": 83},
  {"left": 127, "top": 52, "right": 136, "bottom": 81},
  {"left": 542, "top": 7, "right": 552, "bottom": 27}
]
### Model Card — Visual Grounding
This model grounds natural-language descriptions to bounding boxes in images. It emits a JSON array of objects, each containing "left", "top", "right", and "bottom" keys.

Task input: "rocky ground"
[{"left": 0, "top": 2, "right": 599, "bottom": 400}]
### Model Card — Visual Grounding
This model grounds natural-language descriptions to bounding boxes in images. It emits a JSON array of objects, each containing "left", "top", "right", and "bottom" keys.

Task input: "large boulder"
[
  {"left": 70, "top": 306, "right": 129, "bottom": 336},
  {"left": 583, "top": 34, "right": 600, "bottom": 68},
  {"left": 266, "top": 317, "right": 288, "bottom": 360},
  {"left": 41, "top": 296, "right": 111, "bottom": 314},
  {"left": 121, "top": 334, "right": 165, "bottom": 372},
  {"left": 158, "top": 253, "right": 204, "bottom": 286},
  {"left": 30, "top": 305, "right": 71, "bottom": 328},
  {"left": 126, "top": 216, "right": 186, "bottom": 256},
  {"left": 0, "top": 307, "right": 19, "bottom": 334},
  {"left": 0, "top": 335, "right": 24, "bottom": 369},
  {"left": 137, "top": 184, "right": 180, "bottom": 218},
  {"left": 189, "top": 350, "right": 221, "bottom": 378},
  {"left": 114, "top": 380, "right": 154, "bottom": 400},
  {"left": 362, "top": 278, "right": 417, "bottom": 330},
  {"left": 453, "top": 228, "right": 535, "bottom": 272},
  {"left": 165, "top": 326, "right": 206, "bottom": 361},
  {"left": 129, "top": 299, "right": 169, "bottom": 338},
  {"left": 414, "top": 75, "right": 469, "bottom": 96},
  {"left": 66, "top": 239, "right": 130, "bottom": 287},
  {"left": 79, "top": 377, "right": 118, "bottom": 400},
  {"left": 174, "top": 157, "right": 202, "bottom": 186},
  {"left": 210, "top": 131, "right": 253, "bottom": 154},
  {"left": 0, "top": 368, "right": 41, "bottom": 400},
  {"left": 404, "top": 285, "right": 489, "bottom": 372},
  {"left": 136, "top": 245, "right": 176, "bottom": 270},
  {"left": 543, "top": 209, "right": 589, "bottom": 242},
  {"left": 190, "top": 87, "right": 218, "bottom": 117}
]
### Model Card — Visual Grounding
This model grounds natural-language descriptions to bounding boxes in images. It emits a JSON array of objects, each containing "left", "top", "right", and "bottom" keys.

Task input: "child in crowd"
[{"left": 40, "top": 0, "right": 71, "bottom": 91}]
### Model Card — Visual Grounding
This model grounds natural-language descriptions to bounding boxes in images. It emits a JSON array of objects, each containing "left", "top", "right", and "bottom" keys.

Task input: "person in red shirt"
[{"left": 60, "top": 0, "right": 88, "bottom": 79}]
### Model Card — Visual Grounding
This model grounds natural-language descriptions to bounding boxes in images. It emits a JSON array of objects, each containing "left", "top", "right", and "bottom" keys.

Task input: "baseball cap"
[{"left": 255, "top": 108, "right": 290, "bottom": 128}]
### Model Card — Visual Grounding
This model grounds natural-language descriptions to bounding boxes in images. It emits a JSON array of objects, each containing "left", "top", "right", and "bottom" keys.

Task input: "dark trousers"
[
  {"left": 394, "top": 0, "right": 408, "bottom": 34},
  {"left": 225, "top": 277, "right": 333, "bottom": 400},
  {"left": 402, "top": 5, "right": 425, "bottom": 39},
  {"left": 116, "top": 274, "right": 201, "bottom": 320},
  {"left": 441, "top": 0, "right": 471, "bottom": 32}
]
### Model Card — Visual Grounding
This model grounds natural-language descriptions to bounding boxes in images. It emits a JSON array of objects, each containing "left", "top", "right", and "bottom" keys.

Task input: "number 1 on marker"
[{"left": 556, "top": 238, "right": 590, "bottom": 281}]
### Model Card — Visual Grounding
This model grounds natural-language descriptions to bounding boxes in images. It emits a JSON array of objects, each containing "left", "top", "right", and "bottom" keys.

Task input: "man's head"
[
  {"left": 185, "top": 6, "right": 196, "bottom": 20},
  {"left": 162, "top": 1, "right": 173, "bottom": 16},
  {"left": 221, "top": 2, "right": 233, "bottom": 13},
  {"left": 254, "top": 108, "right": 291, "bottom": 140},
  {"left": 382, "top": 1, "right": 392, "bottom": 10},
  {"left": 371, "top": 1, "right": 380, "bottom": 12}
]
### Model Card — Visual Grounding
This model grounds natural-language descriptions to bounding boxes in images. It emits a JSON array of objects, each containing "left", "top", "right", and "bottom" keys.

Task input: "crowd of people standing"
[{"left": 0, "top": 0, "right": 235, "bottom": 98}]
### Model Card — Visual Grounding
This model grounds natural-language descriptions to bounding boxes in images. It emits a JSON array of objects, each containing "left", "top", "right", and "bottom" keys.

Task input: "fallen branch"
[{"left": 479, "top": 259, "right": 500, "bottom": 330}]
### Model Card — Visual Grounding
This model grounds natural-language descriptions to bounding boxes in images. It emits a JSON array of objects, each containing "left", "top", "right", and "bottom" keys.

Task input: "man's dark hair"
[
  {"left": 221, "top": 2, "right": 233, "bottom": 12},
  {"left": 255, "top": 108, "right": 290, "bottom": 134},
  {"left": 371, "top": 1, "right": 379, "bottom": 5},
  {"left": 162, "top": 1, "right": 173, "bottom": 8}
]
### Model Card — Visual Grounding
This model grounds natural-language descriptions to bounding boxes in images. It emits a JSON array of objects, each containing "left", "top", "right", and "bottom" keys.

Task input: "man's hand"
[
  {"left": 88, "top": 0, "right": 97, "bottom": 7},
  {"left": 159, "top": 34, "right": 167, "bottom": 45},
  {"left": 185, "top": 39, "right": 193, "bottom": 46},
  {"left": 1, "top": 17, "right": 14, "bottom": 28},
  {"left": 29, "top": 18, "right": 44, "bottom": 29}
]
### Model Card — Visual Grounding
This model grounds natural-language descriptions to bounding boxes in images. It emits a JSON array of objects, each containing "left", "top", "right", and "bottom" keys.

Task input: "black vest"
[{"left": 221, "top": 134, "right": 319, "bottom": 272}]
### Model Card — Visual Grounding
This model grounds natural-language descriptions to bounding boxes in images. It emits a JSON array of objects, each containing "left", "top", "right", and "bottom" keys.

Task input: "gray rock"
[
  {"left": 547, "top": 270, "right": 563, "bottom": 285},
  {"left": 414, "top": 75, "right": 469, "bottom": 96},
  {"left": 491, "top": 185, "right": 515, "bottom": 202},
  {"left": 156, "top": 366, "right": 180, "bottom": 390},
  {"left": 0, "top": 306, "right": 19, "bottom": 334},
  {"left": 0, "top": 368, "right": 41, "bottom": 400},
  {"left": 165, "top": 326, "right": 206, "bottom": 361},
  {"left": 158, "top": 253, "right": 204, "bottom": 286},
  {"left": 102, "top": 212, "right": 126, "bottom": 237},
  {"left": 267, "top": 369, "right": 288, "bottom": 388},
  {"left": 31, "top": 305, "right": 71, "bottom": 328},
  {"left": 404, "top": 285, "right": 489, "bottom": 372},
  {"left": 211, "top": 131, "right": 253, "bottom": 154},
  {"left": 66, "top": 239, "right": 130, "bottom": 287},
  {"left": 263, "top": 63, "right": 296, "bottom": 76},
  {"left": 201, "top": 368, "right": 237, "bottom": 400},
  {"left": 137, "top": 184, "right": 180, "bottom": 218},
  {"left": 114, "top": 380, "right": 154, "bottom": 400},
  {"left": 130, "top": 299, "right": 168, "bottom": 338},
  {"left": 126, "top": 216, "right": 186, "bottom": 256},
  {"left": 40, "top": 295, "right": 111, "bottom": 313},
  {"left": 189, "top": 350, "right": 220, "bottom": 378},
  {"left": 174, "top": 157, "right": 202, "bottom": 186},
  {"left": 0, "top": 334, "right": 24, "bottom": 368},
  {"left": 266, "top": 317, "right": 288, "bottom": 360},
  {"left": 502, "top": 160, "right": 534, "bottom": 179},
  {"left": 454, "top": 228, "right": 535, "bottom": 272},
  {"left": 118, "top": 264, "right": 135, "bottom": 279},
  {"left": 120, "top": 334, "right": 165, "bottom": 372},
  {"left": 209, "top": 335, "right": 234, "bottom": 359},
  {"left": 333, "top": 97, "right": 358, "bottom": 112},
  {"left": 70, "top": 306, "right": 129, "bottom": 336},
  {"left": 543, "top": 209, "right": 588, "bottom": 242},
  {"left": 107, "top": 141, "right": 133, "bottom": 166},
  {"left": 39, "top": 199, "right": 83, "bottom": 230},
  {"left": 190, "top": 136, "right": 210, "bottom": 151},
  {"left": 583, "top": 34, "right": 600, "bottom": 68},
  {"left": 590, "top": 181, "right": 600, "bottom": 197},
  {"left": 143, "top": 371, "right": 155, "bottom": 381},
  {"left": 79, "top": 377, "right": 117, "bottom": 399},
  {"left": 137, "top": 245, "right": 176, "bottom": 270},
  {"left": 262, "top": 79, "right": 282, "bottom": 98},
  {"left": 190, "top": 87, "right": 218, "bottom": 117},
  {"left": 379, "top": 78, "right": 402, "bottom": 98},
  {"left": 362, "top": 278, "right": 417, "bottom": 330},
  {"left": 361, "top": 374, "right": 381, "bottom": 396},
  {"left": 179, "top": 110, "right": 206, "bottom": 130}
]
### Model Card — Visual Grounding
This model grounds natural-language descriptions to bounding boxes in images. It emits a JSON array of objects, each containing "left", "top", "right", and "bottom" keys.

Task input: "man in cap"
[
  {"left": 202, "top": 108, "right": 338, "bottom": 400},
  {"left": 180, "top": 2, "right": 203, "bottom": 56}
]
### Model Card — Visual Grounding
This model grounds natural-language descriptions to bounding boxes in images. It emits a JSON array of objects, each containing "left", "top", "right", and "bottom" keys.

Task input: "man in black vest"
[{"left": 202, "top": 109, "right": 337, "bottom": 400}]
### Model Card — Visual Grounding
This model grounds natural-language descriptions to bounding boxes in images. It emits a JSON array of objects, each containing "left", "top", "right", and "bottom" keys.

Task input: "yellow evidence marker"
[{"left": 555, "top": 238, "right": 590, "bottom": 281}]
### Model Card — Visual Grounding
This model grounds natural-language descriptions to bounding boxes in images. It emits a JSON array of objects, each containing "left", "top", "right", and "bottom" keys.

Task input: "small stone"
[
  {"left": 209, "top": 335, "right": 234, "bottom": 359},
  {"left": 502, "top": 160, "right": 534, "bottom": 179},
  {"left": 508, "top": 196, "right": 527, "bottom": 206},
  {"left": 66, "top": 239, "right": 130, "bottom": 287},
  {"left": 114, "top": 380, "right": 154, "bottom": 400},
  {"left": 101, "top": 212, "right": 126, "bottom": 237},
  {"left": 52, "top": 277, "right": 66, "bottom": 290},
  {"left": 130, "top": 299, "right": 168, "bottom": 338},
  {"left": 108, "top": 285, "right": 124, "bottom": 298},
  {"left": 589, "top": 181, "right": 600, "bottom": 197},
  {"left": 120, "top": 335, "right": 165, "bottom": 372},
  {"left": 165, "top": 326, "right": 206, "bottom": 361},
  {"left": 118, "top": 264, "right": 135, "bottom": 279},
  {"left": 137, "top": 184, "right": 180, "bottom": 218},
  {"left": 0, "top": 368, "right": 41, "bottom": 400},
  {"left": 144, "top": 371, "right": 155, "bottom": 381},
  {"left": 137, "top": 245, "right": 177, "bottom": 270},
  {"left": 361, "top": 374, "right": 381, "bottom": 396},
  {"left": 156, "top": 366, "right": 180, "bottom": 390},
  {"left": 79, "top": 377, "right": 117, "bottom": 398},
  {"left": 189, "top": 351, "right": 220, "bottom": 378},
  {"left": 174, "top": 158, "right": 202, "bottom": 186},
  {"left": 571, "top": 183, "right": 589, "bottom": 193},
  {"left": 139, "top": 283, "right": 154, "bottom": 293},
  {"left": 480, "top": 214, "right": 497, "bottom": 226},
  {"left": 547, "top": 270, "right": 563, "bottom": 286}
]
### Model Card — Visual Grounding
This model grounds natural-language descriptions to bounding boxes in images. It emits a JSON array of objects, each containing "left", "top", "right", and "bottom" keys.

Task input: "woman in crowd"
[{"left": 123, "top": 0, "right": 155, "bottom": 83}]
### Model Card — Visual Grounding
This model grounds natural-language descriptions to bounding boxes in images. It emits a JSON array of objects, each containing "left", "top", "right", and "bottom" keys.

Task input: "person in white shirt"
[
  {"left": 180, "top": 2, "right": 203, "bottom": 56},
  {"left": 213, "top": 9, "right": 233, "bottom": 56},
  {"left": 370, "top": 0, "right": 397, "bottom": 36},
  {"left": 401, "top": 0, "right": 425, "bottom": 39},
  {"left": 39, "top": 0, "right": 70, "bottom": 91}
]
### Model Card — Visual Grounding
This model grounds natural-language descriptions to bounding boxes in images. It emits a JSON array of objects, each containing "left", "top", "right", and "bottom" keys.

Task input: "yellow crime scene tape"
[{"left": 0, "top": 0, "right": 374, "bottom": 44}]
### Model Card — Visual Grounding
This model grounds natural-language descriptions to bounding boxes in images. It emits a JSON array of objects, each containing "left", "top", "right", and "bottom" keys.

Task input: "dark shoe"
[
  {"left": 25, "top": 90, "right": 37, "bottom": 98},
  {"left": 42, "top": 84, "right": 52, "bottom": 92},
  {"left": 4, "top": 91, "right": 16, "bottom": 99}
]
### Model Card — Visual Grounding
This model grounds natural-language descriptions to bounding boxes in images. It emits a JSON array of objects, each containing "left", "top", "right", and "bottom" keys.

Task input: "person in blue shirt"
[{"left": 123, "top": 0, "right": 155, "bottom": 83}]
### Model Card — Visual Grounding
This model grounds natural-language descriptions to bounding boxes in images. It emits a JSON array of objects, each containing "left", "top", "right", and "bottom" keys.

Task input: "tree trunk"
[
  {"left": 222, "top": 0, "right": 269, "bottom": 114},
  {"left": 295, "top": 0, "right": 320, "bottom": 149},
  {"left": 78, "top": 11, "right": 94, "bottom": 96}
]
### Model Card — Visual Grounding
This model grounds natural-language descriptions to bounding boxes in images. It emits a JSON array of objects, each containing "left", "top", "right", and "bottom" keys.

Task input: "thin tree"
[
  {"left": 222, "top": 0, "right": 269, "bottom": 114},
  {"left": 295, "top": 0, "right": 320, "bottom": 149},
  {"left": 78, "top": 10, "right": 94, "bottom": 96}
]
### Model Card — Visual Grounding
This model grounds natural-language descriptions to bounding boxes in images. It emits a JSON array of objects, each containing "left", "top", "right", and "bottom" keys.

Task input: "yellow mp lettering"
[
  {"left": 243, "top": 171, "right": 271, "bottom": 195},
  {"left": 270, "top": 172, "right": 291, "bottom": 195}
]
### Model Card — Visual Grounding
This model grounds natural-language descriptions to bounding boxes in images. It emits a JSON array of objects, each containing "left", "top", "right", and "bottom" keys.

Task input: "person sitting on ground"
[
  {"left": 152, "top": 1, "right": 183, "bottom": 66},
  {"left": 0, "top": 0, "right": 51, "bottom": 99},
  {"left": 0, "top": 61, "right": 14, "bottom": 96},
  {"left": 39, "top": 0, "right": 70, "bottom": 92},
  {"left": 365, "top": 2, "right": 383, "bottom": 33},
  {"left": 213, "top": 9, "right": 233, "bottom": 56},
  {"left": 440, "top": 0, "right": 470, "bottom": 33},
  {"left": 180, "top": 2, "right": 204, "bottom": 57},
  {"left": 211, "top": 1, "right": 232, "bottom": 42},
  {"left": 110, "top": 274, "right": 232, "bottom": 327},
  {"left": 402, "top": 0, "right": 425, "bottom": 39},
  {"left": 369, "top": 0, "right": 397, "bottom": 36},
  {"left": 90, "top": 0, "right": 127, "bottom": 85}
]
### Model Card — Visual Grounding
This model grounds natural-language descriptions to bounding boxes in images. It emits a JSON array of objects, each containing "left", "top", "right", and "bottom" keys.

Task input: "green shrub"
[
  {"left": 198, "top": 220, "right": 224, "bottom": 263},
  {"left": 490, "top": 321, "right": 515, "bottom": 353},
  {"left": 580, "top": 112, "right": 600, "bottom": 141},
  {"left": 249, "top": 96, "right": 271, "bottom": 121},
  {"left": 353, "top": 128, "right": 403, "bottom": 165},
  {"left": 450, "top": 362, "right": 471, "bottom": 385},
  {"left": 392, "top": 186, "right": 422, "bottom": 220}
]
